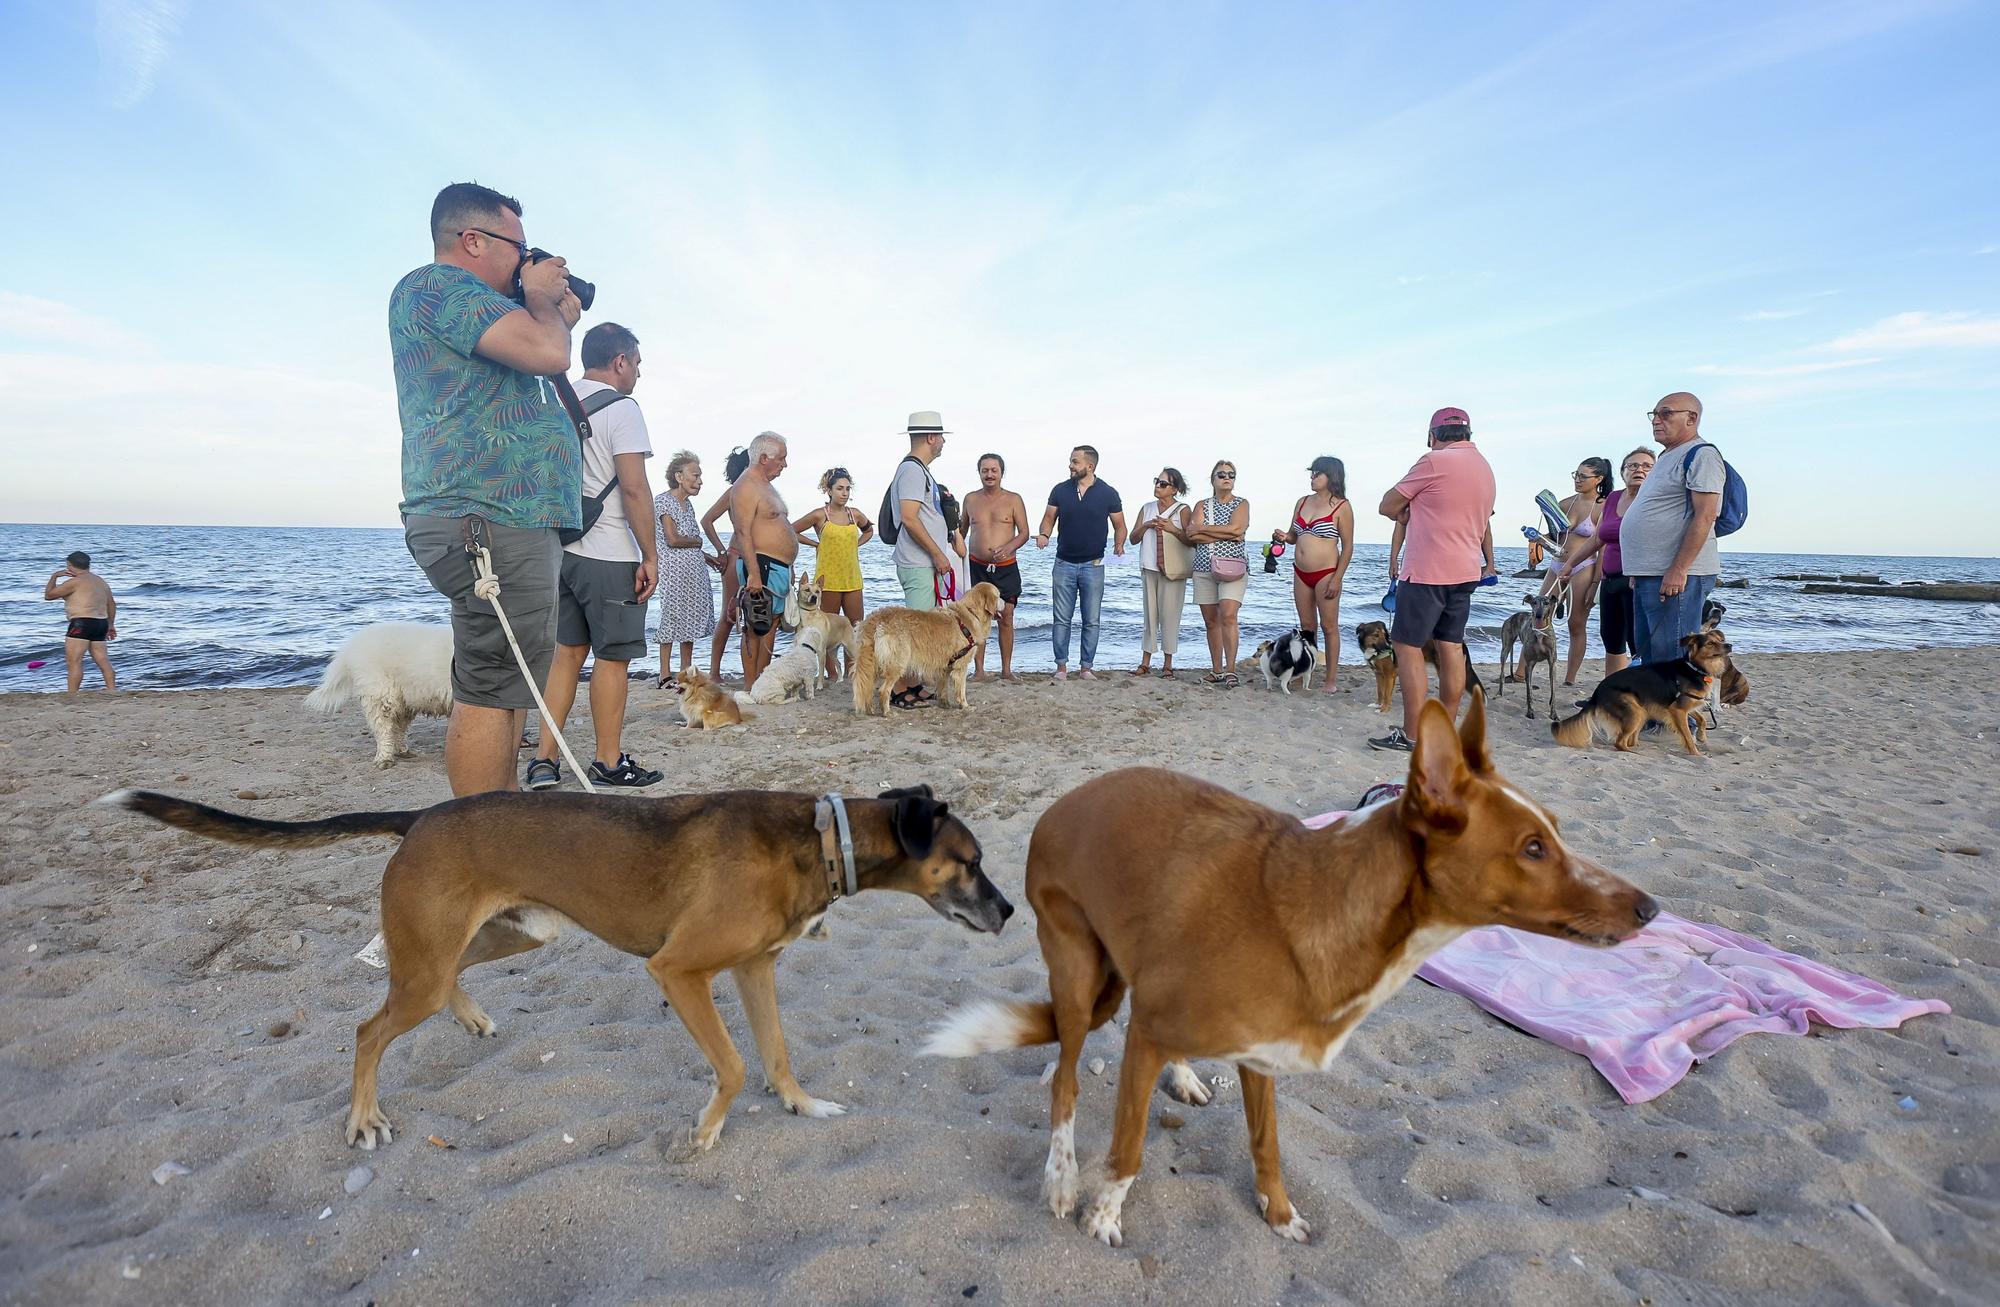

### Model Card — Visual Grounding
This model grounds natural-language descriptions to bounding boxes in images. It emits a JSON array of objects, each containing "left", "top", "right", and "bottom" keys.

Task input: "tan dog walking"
[
  {"left": 928, "top": 690, "right": 1656, "bottom": 1246},
  {"left": 104, "top": 785, "right": 1011, "bottom": 1153}
]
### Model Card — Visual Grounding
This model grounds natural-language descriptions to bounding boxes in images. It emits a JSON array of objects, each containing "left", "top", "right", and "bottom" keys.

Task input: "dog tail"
[
  {"left": 98, "top": 789, "right": 421, "bottom": 847},
  {"left": 923, "top": 998, "right": 1058, "bottom": 1057},
  {"left": 733, "top": 690, "right": 759, "bottom": 708},
  {"left": 851, "top": 632, "right": 879, "bottom": 714},
  {"left": 303, "top": 650, "right": 353, "bottom": 713},
  {"left": 1550, "top": 703, "right": 1596, "bottom": 748}
]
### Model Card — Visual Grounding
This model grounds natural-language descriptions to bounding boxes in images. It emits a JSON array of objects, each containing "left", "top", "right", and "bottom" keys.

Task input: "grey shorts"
[
  {"left": 557, "top": 553, "right": 648, "bottom": 660},
  {"left": 404, "top": 512, "right": 560, "bottom": 710},
  {"left": 1391, "top": 580, "right": 1476, "bottom": 647}
]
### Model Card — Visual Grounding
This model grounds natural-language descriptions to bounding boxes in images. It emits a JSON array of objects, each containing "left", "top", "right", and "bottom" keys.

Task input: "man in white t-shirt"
[{"left": 525, "top": 322, "right": 662, "bottom": 789}]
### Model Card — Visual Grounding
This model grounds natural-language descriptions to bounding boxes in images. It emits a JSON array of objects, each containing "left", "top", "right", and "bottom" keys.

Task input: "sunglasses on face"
[
  {"left": 1154, "top": 478, "right": 1175, "bottom": 488},
  {"left": 460, "top": 227, "right": 528, "bottom": 259},
  {"left": 1214, "top": 471, "right": 1236, "bottom": 479}
]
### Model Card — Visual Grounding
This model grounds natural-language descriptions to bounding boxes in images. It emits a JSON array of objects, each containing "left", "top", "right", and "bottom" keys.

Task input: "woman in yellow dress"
[{"left": 792, "top": 467, "right": 875, "bottom": 647}]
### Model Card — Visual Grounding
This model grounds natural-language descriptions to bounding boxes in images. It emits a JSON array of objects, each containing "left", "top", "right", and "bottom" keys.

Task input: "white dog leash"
[
  {"left": 355, "top": 531, "right": 603, "bottom": 971},
  {"left": 468, "top": 541, "right": 598, "bottom": 796}
]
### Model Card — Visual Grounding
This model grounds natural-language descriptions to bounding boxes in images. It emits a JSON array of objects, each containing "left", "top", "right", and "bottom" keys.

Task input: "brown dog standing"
[
  {"left": 852, "top": 581, "right": 1004, "bottom": 715},
  {"left": 928, "top": 690, "right": 1656, "bottom": 1246},
  {"left": 104, "top": 784, "right": 1011, "bottom": 1153}
]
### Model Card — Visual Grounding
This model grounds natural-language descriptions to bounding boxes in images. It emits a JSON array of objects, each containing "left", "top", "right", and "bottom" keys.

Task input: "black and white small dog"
[
  {"left": 1701, "top": 598, "right": 1727, "bottom": 632},
  {"left": 1252, "top": 628, "right": 1319, "bottom": 694}
]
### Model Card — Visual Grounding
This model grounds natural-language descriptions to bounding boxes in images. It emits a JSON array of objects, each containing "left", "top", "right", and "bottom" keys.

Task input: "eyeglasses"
[
  {"left": 1646, "top": 408, "right": 1696, "bottom": 421},
  {"left": 1621, "top": 461, "right": 1652, "bottom": 471},
  {"left": 1214, "top": 471, "right": 1236, "bottom": 479},
  {"left": 460, "top": 227, "right": 529, "bottom": 259},
  {"left": 1154, "top": 478, "right": 1176, "bottom": 488},
  {"left": 1572, "top": 470, "right": 1597, "bottom": 479}
]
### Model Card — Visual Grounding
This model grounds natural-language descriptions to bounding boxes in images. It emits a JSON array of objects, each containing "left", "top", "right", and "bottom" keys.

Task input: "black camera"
[{"left": 515, "top": 248, "right": 595, "bottom": 312}]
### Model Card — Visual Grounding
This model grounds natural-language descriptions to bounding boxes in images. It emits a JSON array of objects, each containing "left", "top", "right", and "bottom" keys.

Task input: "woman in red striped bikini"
[{"left": 1269, "top": 455, "right": 1355, "bottom": 693}]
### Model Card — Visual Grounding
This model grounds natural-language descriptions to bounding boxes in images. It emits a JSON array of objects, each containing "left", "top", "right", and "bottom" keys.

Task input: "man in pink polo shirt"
[{"left": 1369, "top": 406, "right": 1497, "bottom": 752}]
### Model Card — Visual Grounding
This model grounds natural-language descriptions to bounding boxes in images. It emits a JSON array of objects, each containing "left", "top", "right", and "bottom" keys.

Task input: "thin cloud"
[
  {"left": 94, "top": 0, "right": 187, "bottom": 109},
  {"left": 1977, "top": 243, "right": 1999, "bottom": 256},
  {"left": 1826, "top": 311, "right": 2000, "bottom": 352},
  {"left": 0, "top": 291, "right": 151, "bottom": 352},
  {"left": 1740, "top": 307, "right": 1809, "bottom": 321},
  {"left": 1692, "top": 358, "right": 1882, "bottom": 378}
]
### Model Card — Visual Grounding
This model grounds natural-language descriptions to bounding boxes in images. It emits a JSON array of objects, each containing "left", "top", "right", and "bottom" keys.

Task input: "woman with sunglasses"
[
  {"left": 1533, "top": 455, "right": 1613, "bottom": 686},
  {"left": 1187, "top": 461, "right": 1251, "bottom": 685},
  {"left": 1554, "top": 447, "right": 1653, "bottom": 675},
  {"left": 1128, "top": 467, "right": 1192, "bottom": 677},
  {"left": 1269, "top": 455, "right": 1354, "bottom": 692}
]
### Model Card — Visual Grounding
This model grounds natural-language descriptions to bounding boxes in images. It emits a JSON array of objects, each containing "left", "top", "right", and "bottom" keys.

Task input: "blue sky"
[{"left": 3, "top": 0, "right": 1997, "bottom": 555}]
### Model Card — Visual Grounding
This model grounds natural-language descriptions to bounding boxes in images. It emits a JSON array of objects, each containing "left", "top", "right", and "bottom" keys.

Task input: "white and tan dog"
[
  {"left": 736, "top": 628, "right": 828, "bottom": 706},
  {"left": 305, "top": 623, "right": 453, "bottom": 768},
  {"left": 784, "top": 573, "right": 858, "bottom": 682}
]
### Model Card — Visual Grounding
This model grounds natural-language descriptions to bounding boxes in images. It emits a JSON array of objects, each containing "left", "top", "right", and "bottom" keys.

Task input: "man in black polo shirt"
[{"left": 1033, "top": 445, "right": 1127, "bottom": 680}]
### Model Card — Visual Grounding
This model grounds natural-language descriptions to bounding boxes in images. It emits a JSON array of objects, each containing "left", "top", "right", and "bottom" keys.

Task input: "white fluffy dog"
[
  {"left": 735, "top": 628, "right": 827, "bottom": 706},
  {"left": 305, "top": 623, "right": 453, "bottom": 768}
]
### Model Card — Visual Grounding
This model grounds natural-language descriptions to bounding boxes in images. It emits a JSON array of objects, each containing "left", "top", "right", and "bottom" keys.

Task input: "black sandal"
[
  {"left": 737, "top": 586, "right": 775, "bottom": 636},
  {"left": 891, "top": 687, "right": 937, "bottom": 710}
]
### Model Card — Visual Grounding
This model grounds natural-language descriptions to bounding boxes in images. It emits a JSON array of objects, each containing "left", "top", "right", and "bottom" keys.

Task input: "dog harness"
[
  {"left": 814, "top": 793, "right": 859, "bottom": 901},
  {"left": 1363, "top": 645, "right": 1395, "bottom": 669},
  {"left": 946, "top": 616, "right": 976, "bottom": 668}
]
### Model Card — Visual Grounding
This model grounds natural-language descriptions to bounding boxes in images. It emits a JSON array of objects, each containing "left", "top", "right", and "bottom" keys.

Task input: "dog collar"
[{"left": 814, "top": 793, "right": 859, "bottom": 900}]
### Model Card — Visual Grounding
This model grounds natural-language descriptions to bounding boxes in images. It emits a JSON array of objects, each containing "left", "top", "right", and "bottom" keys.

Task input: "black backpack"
[
  {"left": 877, "top": 455, "right": 931, "bottom": 547},
  {"left": 558, "top": 387, "right": 637, "bottom": 545}
]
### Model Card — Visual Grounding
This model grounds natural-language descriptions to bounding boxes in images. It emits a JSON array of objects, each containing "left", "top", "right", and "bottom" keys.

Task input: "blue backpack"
[{"left": 1686, "top": 441, "right": 1748, "bottom": 537}]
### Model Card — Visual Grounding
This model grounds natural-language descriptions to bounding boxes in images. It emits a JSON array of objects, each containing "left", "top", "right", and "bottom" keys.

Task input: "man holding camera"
[{"left": 392, "top": 181, "right": 582, "bottom": 796}]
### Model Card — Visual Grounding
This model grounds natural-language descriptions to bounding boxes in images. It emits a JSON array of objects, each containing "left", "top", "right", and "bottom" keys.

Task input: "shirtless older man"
[
  {"left": 44, "top": 550, "right": 117, "bottom": 692},
  {"left": 962, "top": 453, "right": 1029, "bottom": 681},
  {"left": 728, "top": 431, "right": 797, "bottom": 688}
]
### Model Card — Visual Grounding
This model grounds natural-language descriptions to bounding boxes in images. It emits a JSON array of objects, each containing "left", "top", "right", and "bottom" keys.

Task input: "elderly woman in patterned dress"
[{"left": 653, "top": 450, "right": 719, "bottom": 684}]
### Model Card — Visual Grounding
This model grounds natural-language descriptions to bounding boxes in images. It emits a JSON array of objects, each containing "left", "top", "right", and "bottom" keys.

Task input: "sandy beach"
[{"left": 2, "top": 647, "right": 1995, "bottom": 1305}]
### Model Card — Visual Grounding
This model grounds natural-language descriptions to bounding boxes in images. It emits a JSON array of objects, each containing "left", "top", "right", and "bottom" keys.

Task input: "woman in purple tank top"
[{"left": 1557, "top": 447, "right": 1653, "bottom": 675}]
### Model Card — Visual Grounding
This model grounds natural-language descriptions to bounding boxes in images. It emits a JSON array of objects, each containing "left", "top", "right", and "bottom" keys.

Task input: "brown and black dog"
[
  {"left": 927, "top": 690, "right": 1656, "bottom": 1246},
  {"left": 1551, "top": 631, "right": 1732, "bottom": 754},
  {"left": 103, "top": 785, "right": 1012, "bottom": 1153},
  {"left": 1355, "top": 620, "right": 1486, "bottom": 714}
]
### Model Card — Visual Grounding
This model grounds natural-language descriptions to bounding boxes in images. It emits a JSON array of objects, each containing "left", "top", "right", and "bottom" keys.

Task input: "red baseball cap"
[{"left": 1428, "top": 406, "right": 1470, "bottom": 432}]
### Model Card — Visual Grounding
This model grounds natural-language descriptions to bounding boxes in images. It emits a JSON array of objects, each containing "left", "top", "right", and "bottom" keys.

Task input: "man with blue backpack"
[{"left": 1619, "top": 392, "right": 1748, "bottom": 665}]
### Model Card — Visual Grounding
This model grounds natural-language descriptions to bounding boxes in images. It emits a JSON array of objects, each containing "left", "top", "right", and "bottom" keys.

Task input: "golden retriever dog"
[
  {"left": 852, "top": 582, "right": 1005, "bottom": 715},
  {"left": 785, "top": 573, "right": 858, "bottom": 682},
  {"left": 673, "top": 667, "right": 751, "bottom": 728}
]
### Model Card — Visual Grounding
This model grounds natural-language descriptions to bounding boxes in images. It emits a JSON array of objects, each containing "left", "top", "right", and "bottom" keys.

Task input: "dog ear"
[
  {"left": 888, "top": 792, "right": 939, "bottom": 858},
  {"left": 877, "top": 783, "right": 935, "bottom": 802},
  {"left": 1402, "top": 700, "right": 1470, "bottom": 834},
  {"left": 1457, "top": 686, "right": 1494, "bottom": 773}
]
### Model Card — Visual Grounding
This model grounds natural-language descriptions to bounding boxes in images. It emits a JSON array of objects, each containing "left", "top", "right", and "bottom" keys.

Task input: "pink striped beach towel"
[{"left": 1305, "top": 808, "right": 1951, "bottom": 1103}]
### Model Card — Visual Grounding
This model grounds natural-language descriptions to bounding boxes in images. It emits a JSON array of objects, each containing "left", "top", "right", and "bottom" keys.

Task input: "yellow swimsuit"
[{"left": 816, "top": 518, "right": 864, "bottom": 591}]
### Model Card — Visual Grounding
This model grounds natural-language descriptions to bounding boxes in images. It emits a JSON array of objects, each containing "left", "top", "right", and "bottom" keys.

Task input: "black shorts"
[
  {"left": 969, "top": 559, "right": 1022, "bottom": 605},
  {"left": 66, "top": 616, "right": 110, "bottom": 642},
  {"left": 1390, "top": 580, "right": 1476, "bottom": 647},
  {"left": 556, "top": 554, "right": 648, "bottom": 661},
  {"left": 1598, "top": 572, "right": 1634, "bottom": 657}
]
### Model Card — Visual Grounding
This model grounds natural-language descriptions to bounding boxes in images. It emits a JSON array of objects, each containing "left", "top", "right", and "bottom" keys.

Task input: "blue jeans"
[
  {"left": 1051, "top": 558, "right": 1105, "bottom": 668},
  {"left": 1631, "top": 574, "right": 1717, "bottom": 665}
]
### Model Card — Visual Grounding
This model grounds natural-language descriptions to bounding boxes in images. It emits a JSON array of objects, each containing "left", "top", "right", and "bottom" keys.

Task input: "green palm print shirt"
[{"left": 391, "top": 263, "right": 579, "bottom": 531}]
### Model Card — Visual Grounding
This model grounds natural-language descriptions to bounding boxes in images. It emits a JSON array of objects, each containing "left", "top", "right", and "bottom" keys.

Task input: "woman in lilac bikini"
[{"left": 1555, "top": 447, "right": 1653, "bottom": 675}]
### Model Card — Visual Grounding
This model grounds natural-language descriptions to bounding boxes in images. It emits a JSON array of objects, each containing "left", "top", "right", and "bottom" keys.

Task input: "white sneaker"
[
  {"left": 1052, "top": 668, "right": 1069, "bottom": 682},
  {"left": 1078, "top": 668, "right": 1098, "bottom": 680}
]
